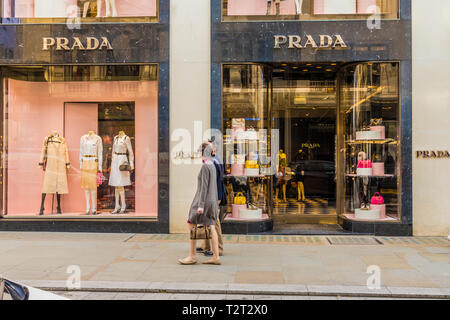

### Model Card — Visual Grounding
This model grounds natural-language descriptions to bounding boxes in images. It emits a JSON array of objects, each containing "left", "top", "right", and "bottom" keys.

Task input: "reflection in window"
[
  {"left": 223, "top": 0, "right": 398, "bottom": 21},
  {"left": 1, "top": 0, "right": 158, "bottom": 23}
]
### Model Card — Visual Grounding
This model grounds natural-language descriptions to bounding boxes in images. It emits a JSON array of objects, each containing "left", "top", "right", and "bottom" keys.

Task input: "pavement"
[{"left": 1, "top": 232, "right": 450, "bottom": 299}]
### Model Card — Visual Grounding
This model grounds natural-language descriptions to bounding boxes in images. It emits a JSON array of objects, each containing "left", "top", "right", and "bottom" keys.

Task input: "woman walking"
[{"left": 178, "top": 142, "right": 221, "bottom": 265}]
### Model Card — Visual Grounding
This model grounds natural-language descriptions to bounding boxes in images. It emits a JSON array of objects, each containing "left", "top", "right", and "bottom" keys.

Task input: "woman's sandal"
[
  {"left": 178, "top": 257, "right": 197, "bottom": 265},
  {"left": 202, "top": 259, "right": 221, "bottom": 265}
]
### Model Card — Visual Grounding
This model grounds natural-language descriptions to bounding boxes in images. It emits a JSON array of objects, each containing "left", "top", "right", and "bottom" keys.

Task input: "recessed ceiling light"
[
  {"left": 303, "top": 69, "right": 309, "bottom": 72},
  {"left": 326, "top": 69, "right": 332, "bottom": 72},
  {"left": 306, "top": 64, "right": 312, "bottom": 66},
  {"left": 331, "top": 63, "right": 337, "bottom": 66},
  {"left": 316, "top": 66, "right": 322, "bottom": 69}
]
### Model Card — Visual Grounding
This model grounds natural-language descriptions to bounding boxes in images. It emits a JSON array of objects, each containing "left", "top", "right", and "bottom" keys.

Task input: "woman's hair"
[{"left": 200, "top": 142, "right": 212, "bottom": 158}]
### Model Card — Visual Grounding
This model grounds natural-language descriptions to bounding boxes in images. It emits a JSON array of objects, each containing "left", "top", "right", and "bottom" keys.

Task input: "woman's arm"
[{"left": 197, "top": 164, "right": 210, "bottom": 214}]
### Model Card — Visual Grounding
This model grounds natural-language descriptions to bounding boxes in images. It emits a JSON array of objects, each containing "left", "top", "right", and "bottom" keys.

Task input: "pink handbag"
[
  {"left": 372, "top": 162, "right": 385, "bottom": 176},
  {"left": 97, "top": 172, "right": 106, "bottom": 186},
  {"left": 357, "top": 160, "right": 372, "bottom": 168},
  {"left": 371, "top": 192, "right": 384, "bottom": 205}
]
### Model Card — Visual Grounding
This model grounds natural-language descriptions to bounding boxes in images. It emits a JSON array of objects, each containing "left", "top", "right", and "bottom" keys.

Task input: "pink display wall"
[
  {"left": 227, "top": 0, "right": 298, "bottom": 16},
  {"left": 5, "top": 79, "right": 158, "bottom": 217},
  {"left": 2, "top": 0, "right": 157, "bottom": 18},
  {"left": 227, "top": 0, "right": 378, "bottom": 15},
  {"left": 64, "top": 103, "right": 98, "bottom": 214}
]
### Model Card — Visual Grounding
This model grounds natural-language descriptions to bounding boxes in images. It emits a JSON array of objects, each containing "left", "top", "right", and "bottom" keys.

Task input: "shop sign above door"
[
  {"left": 274, "top": 34, "right": 348, "bottom": 49},
  {"left": 42, "top": 37, "right": 113, "bottom": 51}
]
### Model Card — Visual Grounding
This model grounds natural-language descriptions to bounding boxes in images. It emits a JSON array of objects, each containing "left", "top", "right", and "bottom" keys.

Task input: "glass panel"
[
  {"left": 1, "top": 65, "right": 158, "bottom": 217},
  {"left": 223, "top": 0, "right": 398, "bottom": 21},
  {"left": 1, "top": 0, "right": 158, "bottom": 23},
  {"left": 339, "top": 62, "right": 400, "bottom": 221},
  {"left": 222, "top": 64, "right": 272, "bottom": 221}
]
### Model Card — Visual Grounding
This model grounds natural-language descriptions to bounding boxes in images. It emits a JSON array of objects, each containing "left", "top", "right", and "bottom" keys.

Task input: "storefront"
[
  {"left": 212, "top": 0, "right": 412, "bottom": 235},
  {"left": 0, "top": 0, "right": 170, "bottom": 233}
]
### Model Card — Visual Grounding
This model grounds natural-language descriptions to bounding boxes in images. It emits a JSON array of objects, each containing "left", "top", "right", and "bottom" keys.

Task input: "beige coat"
[{"left": 39, "top": 134, "right": 70, "bottom": 194}]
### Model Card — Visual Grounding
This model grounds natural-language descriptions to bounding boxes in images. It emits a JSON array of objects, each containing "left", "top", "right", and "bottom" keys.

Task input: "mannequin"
[
  {"left": 267, "top": 0, "right": 281, "bottom": 15},
  {"left": 109, "top": 130, "right": 134, "bottom": 214},
  {"left": 39, "top": 131, "right": 70, "bottom": 215},
  {"left": 80, "top": 130, "right": 103, "bottom": 215},
  {"left": 97, "top": 0, "right": 118, "bottom": 17},
  {"left": 278, "top": 149, "right": 287, "bottom": 168},
  {"left": 294, "top": 0, "right": 303, "bottom": 15}
]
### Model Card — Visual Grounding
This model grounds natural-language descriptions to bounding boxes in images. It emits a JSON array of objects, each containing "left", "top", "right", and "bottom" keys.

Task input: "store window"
[
  {"left": 1, "top": 65, "right": 158, "bottom": 217},
  {"left": 223, "top": 0, "right": 398, "bottom": 21},
  {"left": 1, "top": 0, "right": 158, "bottom": 23},
  {"left": 338, "top": 62, "right": 400, "bottom": 221},
  {"left": 222, "top": 64, "right": 272, "bottom": 222}
]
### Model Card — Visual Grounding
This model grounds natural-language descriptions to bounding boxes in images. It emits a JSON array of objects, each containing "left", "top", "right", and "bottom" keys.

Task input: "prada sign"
[
  {"left": 274, "top": 34, "right": 348, "bottom": 49},
  {"left": 42, "top": 37, "right": 113, "bottom": 51},
  {"left": 416, "top": 150, "right": 450, "bottom": 159}
]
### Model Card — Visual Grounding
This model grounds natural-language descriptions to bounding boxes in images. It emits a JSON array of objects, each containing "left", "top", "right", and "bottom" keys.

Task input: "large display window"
[
  {"left": 223, "top": 0, "right": 398, "bottom": 21},
  {"left": 338, "top": 62, "right": 400, "bottom": 222},
  {"left": 1, "top": 65, "right": 158, "bottom": 217},
  {"left": 1, "top": 0, "right": 158, "bottom": 23}
]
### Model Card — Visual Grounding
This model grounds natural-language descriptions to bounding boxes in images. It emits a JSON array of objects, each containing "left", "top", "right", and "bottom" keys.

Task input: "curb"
[{"left": 20, "top": 281, "right": 450, "bottom": 299}]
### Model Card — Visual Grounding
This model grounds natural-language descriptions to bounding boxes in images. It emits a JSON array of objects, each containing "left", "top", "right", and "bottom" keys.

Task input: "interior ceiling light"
[
  {"left": 326, "top": 69, "right": 333, "bottom": 72},
  {"left": 303, "top": 69, "right": 309, "bottom": 72},
  {"left": 316, "top": 66, "right": 322, "bottom": 69},
  {"left": 331, "top": 63, "right": 337, "bottom": 66},
  {"left": 306, "top": 63, "right": 312, "bottom": 66}
]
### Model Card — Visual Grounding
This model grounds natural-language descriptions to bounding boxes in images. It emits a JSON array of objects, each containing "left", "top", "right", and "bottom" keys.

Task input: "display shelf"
[{"left": 345, "top": 174, "right": 395, "bottom": 178}]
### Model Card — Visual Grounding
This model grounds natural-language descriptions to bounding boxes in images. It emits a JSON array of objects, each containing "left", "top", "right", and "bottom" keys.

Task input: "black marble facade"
[
  {"left": 211, "top": 0, "right": 412, "bottom": 235},
  {"left": 0, "top": 1, "right": 170, "bottom": 234}
]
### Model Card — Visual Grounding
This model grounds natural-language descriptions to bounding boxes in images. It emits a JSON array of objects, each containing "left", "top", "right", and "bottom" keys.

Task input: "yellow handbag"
[
  {"left": 234, "top": 192, "right": 247, "bottom": 205},
  {"left": 245, "top": 160, "right": 259, "bottom": 169}
]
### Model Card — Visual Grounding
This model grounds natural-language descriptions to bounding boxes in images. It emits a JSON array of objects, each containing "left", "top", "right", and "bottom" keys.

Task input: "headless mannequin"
[
  {"left": 84, "top": 130, "right": 98, "bottom": 215},
  {"left": 112, "top": 131, "right": 134, "bottom": 214},
  {"left": 267, "top": 0, "right": 281, "bottom": 15},
  {"left": 97, "top": 0, "right": 118, "bottom": 17},
  {"left": 294, "top": 0, "right": 303, "bottom": 15},
  {"left": 39, "top": 131, "right": 70, "bottom": 215}
]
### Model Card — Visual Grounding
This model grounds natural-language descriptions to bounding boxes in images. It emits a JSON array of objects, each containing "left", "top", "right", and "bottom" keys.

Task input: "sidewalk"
[{"left": 1, "top": 232, "right": 449, "bottom": 299}]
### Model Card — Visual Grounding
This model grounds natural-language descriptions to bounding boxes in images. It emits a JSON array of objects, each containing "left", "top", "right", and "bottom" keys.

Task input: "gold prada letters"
[
  {"left": 416, "top": 151, "right": 450, "bottom": 159},
  {"left": 42, "top": 37, "right": 113, "bottom": 51},
  {"left": 274, "top": 34, "right": 348, "bottom": 49}
]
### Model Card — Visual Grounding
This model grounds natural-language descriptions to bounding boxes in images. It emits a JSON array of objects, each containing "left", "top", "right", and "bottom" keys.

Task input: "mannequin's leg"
[
  {"left": 112, "top": 187, "right": 120, "bottom": 213},
  {"left": 56, "top": 193, "right": 62, "bottom": 214},
  {"left": 83, "top": 1, "right": 90, "bottom": 18},
  {"left": 84, "top": 189, "right": 91, "bottom": 214},
  {"left": 91, "top": 190, "right": 97, "bottom": 214},
  {"left": 39, "top": 194, "right": 46, "bottom": 215},
  {"left": 295, "top": 0, "right": 303, "bottom": 14},
  {"left": 97, "top": 0, "right": 102, "bottom": 17},
  {"left": 110, "top": 0, "right": 117, "bottom": 17},
  {"left": 282, "top": 184, "right": 287, "bottom": 202},
  {"left": 105, "top": 0, "right": 111, "bottom": 17},
  {"left": 276, "top": 2, "right": 280, "bottom": 15},
  {"left": 299, "top": 182, "right": 305, "bottom": 201},
  {"left": 119, "top": 187, "right": 126, "bottom": 213},
  {"left": 267, "top": 1, "right": 272, "bottom": 15}
]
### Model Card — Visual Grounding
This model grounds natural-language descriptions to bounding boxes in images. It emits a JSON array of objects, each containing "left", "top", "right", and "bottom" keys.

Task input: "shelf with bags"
[{"left": 345, "top": 138, "right": 397, "bottom": 145}]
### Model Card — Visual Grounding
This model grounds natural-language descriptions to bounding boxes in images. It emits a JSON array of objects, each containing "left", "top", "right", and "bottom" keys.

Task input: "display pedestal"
[
  {"left": 370, "top": 204, "right": 386, "bottom": 219},
  {"left": 231, "top": 204, "right": 246, "bottom": 218},
  {"left": 355, "top": 208, "right": 380, "bottom": 220},
  {"left": 244, "top": 168, "right": 259, "bottom": 176},
  {"left": 356, "top": 168, "right": 372, "bottom": 176},
  {"left": 239, "top": 208, "right": 262, "bottom": 220}
]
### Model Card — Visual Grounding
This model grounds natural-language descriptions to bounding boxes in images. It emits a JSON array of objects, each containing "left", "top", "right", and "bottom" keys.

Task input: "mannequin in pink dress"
[{"left": 97, "top": 0, "right": 118, "bottom": 17}]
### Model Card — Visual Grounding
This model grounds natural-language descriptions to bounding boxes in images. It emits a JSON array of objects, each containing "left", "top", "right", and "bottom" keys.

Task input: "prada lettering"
[
  {"left": 416, "top": 151, "right": 450, "bottom": 159},
  {"left": 274, "top": 34, "right": 348, "bottom": 49},
  {"left": 42, "top": 37, "right": 113, "bottom": 51}
]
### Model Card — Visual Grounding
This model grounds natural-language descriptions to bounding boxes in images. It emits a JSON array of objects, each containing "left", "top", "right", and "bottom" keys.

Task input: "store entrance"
[{"left": 270, "top": 63, "right": 339, "bottom": 225}]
